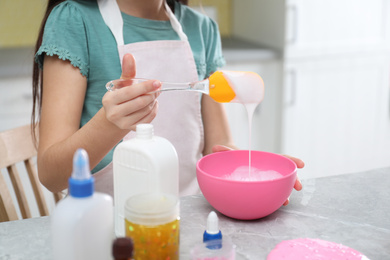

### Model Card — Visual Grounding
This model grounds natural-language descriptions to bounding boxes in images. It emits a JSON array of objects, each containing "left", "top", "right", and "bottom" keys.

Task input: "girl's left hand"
[
  {"left": 280, "top": 154, "right": 304, "bottom": 205},
  {"left": 211, "top": 145, "right": 305, "bottom": 206}
]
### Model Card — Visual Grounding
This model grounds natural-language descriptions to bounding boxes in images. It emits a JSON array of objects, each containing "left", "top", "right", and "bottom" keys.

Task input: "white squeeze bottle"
[
  {"left": 113, "top": 123, "right": 179, "bottom": 236},
  {"left": 51, "top": 148, "right": 114, "bottom": 260}
]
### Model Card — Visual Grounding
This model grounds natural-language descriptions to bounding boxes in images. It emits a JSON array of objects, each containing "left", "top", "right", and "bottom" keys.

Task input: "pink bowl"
[{"left": 196, "top": 150, "right": 297, "bottom": 220}]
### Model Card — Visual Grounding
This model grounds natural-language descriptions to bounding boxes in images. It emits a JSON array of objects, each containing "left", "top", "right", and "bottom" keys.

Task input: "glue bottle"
[
  {"left": 113, "top": 123, "right": 179, "bottom": 236},
  {"left": 51, "top": 148, "right": 114, "bottom": 260},
  {"left": 203, "top": 211, "right": 222, "bottom": 249},
  {"left": 190, "top": 211, "right": 236, "bottom": 259}
]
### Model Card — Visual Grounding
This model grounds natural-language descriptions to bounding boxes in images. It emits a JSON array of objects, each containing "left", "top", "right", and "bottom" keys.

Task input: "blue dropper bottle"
[
  {"left": 51, "top": 148, "right": 114, "bottom": 260},
  {"left": 203, "top": 211, "right": 222, "bottom": 249}
]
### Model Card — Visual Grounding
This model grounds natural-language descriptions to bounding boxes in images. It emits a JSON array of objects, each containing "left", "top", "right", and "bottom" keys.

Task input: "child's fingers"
[
  {"left": 113, "top": 80, "right": 161, "bottom": 104},
  {"left": 121, "top": 53, "right": 136, "bottom": 79},
  {"left": 294, "top": 176, "right": 302, "bottom": 191},
  {"left": 282, "top": 154, "right": 305, "bottom": 169},
  {"left": 107, "top": 97, "right": 159, "bottom": 130},
  {"left": 211, "top": 145, "right": 234, "bottom": 153}
]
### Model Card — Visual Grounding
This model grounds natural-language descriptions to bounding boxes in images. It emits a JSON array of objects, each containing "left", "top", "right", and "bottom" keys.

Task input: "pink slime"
[{"left": 267, "top": 238, "right": 369, "bottom": 260}]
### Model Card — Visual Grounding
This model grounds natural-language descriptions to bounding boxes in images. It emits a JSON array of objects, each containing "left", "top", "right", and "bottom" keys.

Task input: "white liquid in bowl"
[{"left": 223, "top": 166, "right": 283, "bottom": 181}]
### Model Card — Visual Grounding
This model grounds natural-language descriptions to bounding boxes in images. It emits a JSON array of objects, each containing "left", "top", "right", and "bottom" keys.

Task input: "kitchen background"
[{"left": 1, "top": 0, "right": 390, "bottom": 217}]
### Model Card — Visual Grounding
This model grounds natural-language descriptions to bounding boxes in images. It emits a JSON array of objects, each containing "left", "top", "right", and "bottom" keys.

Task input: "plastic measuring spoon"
[{"left": 105, "top": 70, "right": 264, "bottom": 104}]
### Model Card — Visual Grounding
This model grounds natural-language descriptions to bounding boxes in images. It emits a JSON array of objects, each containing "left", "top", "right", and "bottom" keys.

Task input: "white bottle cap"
[
  {"left": 125, "top": 193, "right": 179, "bottom": 226},
  {"left": 72, "top": 148, "right": 90, "bottom": 180},
  {"left": 136, "top": 124, "right": 154, "bottom": 139},
  {"left": 206, "top": 211, "right": 220, "bottom": 235}
]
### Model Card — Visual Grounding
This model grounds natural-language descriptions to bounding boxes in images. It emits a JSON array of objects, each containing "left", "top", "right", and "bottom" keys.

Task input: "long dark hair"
[{"left": 31, "top": 0, "right": 188, "bottom": 145}]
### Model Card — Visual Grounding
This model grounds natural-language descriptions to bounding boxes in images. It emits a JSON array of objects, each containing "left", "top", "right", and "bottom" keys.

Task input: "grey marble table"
[{"left": 1, "top": 167, "right": 389, "bottom": 260}]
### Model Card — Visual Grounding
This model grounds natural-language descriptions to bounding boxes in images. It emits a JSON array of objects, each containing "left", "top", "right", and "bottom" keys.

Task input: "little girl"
[{"left": 32, "top": 0, "right": 304, "bottom": 199}]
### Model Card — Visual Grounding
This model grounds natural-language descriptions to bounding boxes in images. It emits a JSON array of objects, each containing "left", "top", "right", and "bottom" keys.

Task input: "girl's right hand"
[{"left": 102, "top": 53, "right": 161, "bottom": 131}]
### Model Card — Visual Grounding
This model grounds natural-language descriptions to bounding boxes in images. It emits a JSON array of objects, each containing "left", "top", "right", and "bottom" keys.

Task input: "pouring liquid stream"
[
  {"left": 214, "top": 71, "right": 264, "bottom": 178},
  {"left": 244, "top": 103, "right": 258, "bottom": 177}
]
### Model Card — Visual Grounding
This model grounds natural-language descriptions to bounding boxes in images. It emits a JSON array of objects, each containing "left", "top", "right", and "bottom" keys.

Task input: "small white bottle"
[
  {"left": 51, "top": 148, "right": 114, "bottom": 260},
  {"left": 113, "top": 123, "right": 179, "bottom": 236}
]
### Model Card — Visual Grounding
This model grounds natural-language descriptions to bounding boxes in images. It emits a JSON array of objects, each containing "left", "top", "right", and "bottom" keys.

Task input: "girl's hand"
[
  {"left": 281, "top": 154, "right": 304, "bottom": 205},
  {"left": 102, "top": 54, "right": 160, "bottom": 131},
  {"left": 211, "top": 145, "right": 305, "bottom": 206},
  {"left": 211, "top": 144, "right": 234, "bottom": 153}
]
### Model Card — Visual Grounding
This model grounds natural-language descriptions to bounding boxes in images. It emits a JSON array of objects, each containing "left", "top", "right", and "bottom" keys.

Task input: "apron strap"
[
  {"left": 98, "top": 0, "right": 188, "bottom": 46},
  {"left": 97, "top": 0, "right": 124, "bottom": 46},
  {"left": 163, "top": 2, "right": 188, "bottom": 41}
]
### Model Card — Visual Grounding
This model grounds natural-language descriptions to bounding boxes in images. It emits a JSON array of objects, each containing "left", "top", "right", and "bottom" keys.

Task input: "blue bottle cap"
[{"left": 203, "top": 211, "right": 222, "bottom": 249}]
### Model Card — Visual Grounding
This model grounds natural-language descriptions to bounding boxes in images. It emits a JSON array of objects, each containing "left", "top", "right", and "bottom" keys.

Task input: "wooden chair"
[{"left": 0, "top": 125, "right": 63, "bottom": 222}]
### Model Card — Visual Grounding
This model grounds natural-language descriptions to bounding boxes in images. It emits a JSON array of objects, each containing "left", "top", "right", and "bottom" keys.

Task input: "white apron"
[{"left": 94, "top": 0, "right": 204, "bottom": 197}]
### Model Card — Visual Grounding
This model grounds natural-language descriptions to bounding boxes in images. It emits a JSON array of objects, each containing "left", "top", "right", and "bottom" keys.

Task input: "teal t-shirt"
[{"left": 35, "top": 0, "right": 225, "bottom": 173}]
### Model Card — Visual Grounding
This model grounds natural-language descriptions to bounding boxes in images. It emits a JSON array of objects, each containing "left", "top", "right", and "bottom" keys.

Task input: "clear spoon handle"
[{"left": 105, "top": 78, "right": 209, "bottom": 95}]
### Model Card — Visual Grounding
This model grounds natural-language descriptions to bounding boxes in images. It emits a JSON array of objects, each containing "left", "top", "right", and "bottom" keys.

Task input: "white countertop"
[{"left": 1, "top": 167, "right": 389, "bottom": 259}]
